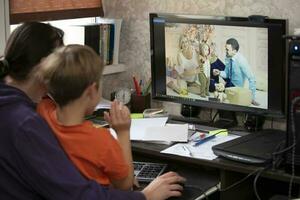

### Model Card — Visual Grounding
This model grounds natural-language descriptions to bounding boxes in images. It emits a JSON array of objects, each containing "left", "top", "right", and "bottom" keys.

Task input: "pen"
[
  {"left": 188, "top": 124, "right": 210, "bottom": 133},
  {"left": 139, "top": 79, "right": 143, "bottom": 95},
  {"left": 182, "top": 145, "right": 193, "bottom": 157},
  {"left": 193, "top": 130, "right": 227, "bottom": 146},
  {"left": 193, "top": 134, "right": 216, "bottom": 146},
  {"left": 149, "top": 109, "right": 164, "bottom": 116},
  {"left": 142, "top": 79, "right": 151, "bottom": 95},
  {"left": 139, "top": 79, "right": 143, "bottom": 87}
]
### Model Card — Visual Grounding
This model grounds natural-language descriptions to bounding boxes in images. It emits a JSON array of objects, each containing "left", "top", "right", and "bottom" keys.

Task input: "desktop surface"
[
  {"left": 132, "top": 135, "right": 300, "bottom": 184},
  {"left": 132, "top": 138, "right": 300, "bottom": 199},
  {"left": 134, "top": 156, "right": 220, "bottom": 200}
]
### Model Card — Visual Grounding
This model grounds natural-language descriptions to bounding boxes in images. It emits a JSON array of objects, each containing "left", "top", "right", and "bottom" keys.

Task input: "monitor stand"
[{"left": 213, "top": 110, "right": 237, "bottom": 128}]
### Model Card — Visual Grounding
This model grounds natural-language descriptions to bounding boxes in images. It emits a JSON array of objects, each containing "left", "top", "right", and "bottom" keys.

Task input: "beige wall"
[
  {"left": 0, "top": 0, "right": 10, "bottom": 55},
  {"left": 102, "top": 0, "right": 297, "bottom": 129}
]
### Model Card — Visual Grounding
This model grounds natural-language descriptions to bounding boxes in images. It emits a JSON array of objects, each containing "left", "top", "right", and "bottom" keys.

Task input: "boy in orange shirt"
[{"left": 37, "top": 44, "right": 134, "bottom": 190}]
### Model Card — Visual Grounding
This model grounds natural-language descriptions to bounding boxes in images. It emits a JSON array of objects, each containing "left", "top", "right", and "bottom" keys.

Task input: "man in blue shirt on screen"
[{"left": 213, "top": 38, "right": 260, "bottom": 106}]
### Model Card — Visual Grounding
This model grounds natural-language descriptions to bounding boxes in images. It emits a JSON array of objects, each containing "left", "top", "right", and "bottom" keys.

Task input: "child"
[{"left": 37, "top": 44, "right": 134, "bottom": 190}]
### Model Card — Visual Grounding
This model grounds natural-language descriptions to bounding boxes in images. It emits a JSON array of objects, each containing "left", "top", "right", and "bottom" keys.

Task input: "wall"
[
  {"left": 0, "top": 0, "right": 9, "bottom": 55},
  {"left": 102, "top": 0, "right": 299, "bottom": 129}
]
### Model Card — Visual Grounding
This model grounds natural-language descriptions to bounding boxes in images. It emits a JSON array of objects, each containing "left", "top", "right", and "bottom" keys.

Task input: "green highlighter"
[{"left": 131, "top": 113, "right": 144, "bottom": 119}]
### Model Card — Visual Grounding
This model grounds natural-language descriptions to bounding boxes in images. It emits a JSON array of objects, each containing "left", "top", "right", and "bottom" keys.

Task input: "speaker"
[
  {"left": 286, "top": 36, "right": 300, "bottom": 173},
  {"left": 180, "top": 104, "right": 200, "bottom": 118}
]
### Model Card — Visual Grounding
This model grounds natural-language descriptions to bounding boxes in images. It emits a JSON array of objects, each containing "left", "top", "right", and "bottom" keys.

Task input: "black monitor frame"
[{"left": 150, "top": 13, "right": 288, "bottom": 118}]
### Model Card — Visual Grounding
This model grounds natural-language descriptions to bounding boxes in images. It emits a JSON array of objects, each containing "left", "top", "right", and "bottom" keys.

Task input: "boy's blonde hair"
[{"left": 40, "top": 44, "right": 103, "bottom": 107}]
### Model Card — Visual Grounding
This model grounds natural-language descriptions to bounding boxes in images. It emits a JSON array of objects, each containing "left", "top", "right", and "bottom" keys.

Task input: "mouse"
[{"left": 166, "top": 182, "right": 186, "bottom": 200}]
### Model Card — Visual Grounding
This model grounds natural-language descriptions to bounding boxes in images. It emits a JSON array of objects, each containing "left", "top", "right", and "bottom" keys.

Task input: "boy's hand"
[
  {"left": 142, "top": 172, "right": 186, "bottom": 200},
  {"left": 104, "top": 100, "right": 131, "bottom": 134}
]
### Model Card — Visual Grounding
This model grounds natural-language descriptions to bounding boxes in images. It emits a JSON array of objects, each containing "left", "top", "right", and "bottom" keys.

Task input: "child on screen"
[{"left": 37, "top": 44, "right": 134, "bottom": 190}]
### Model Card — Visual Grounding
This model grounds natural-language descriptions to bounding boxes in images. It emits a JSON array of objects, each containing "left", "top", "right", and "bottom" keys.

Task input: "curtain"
[{"left": 10, "top": 0, "right": 104, "bottom": 24}]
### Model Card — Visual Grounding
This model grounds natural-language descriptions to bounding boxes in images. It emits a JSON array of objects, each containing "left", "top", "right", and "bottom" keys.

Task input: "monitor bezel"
[{"left": 150, "top": 13, "right": 288, "bottom": 118}]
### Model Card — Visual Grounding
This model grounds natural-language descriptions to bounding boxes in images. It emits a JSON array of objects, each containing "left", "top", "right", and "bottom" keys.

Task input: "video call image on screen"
[{"left": 165, "top": 23, "right": 268, "bottom": 109}]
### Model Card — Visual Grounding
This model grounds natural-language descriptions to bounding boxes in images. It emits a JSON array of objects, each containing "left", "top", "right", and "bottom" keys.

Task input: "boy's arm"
[
  {"left": 16, "top": 115, "right": 143, "bottom": 200},
  {"left": 104, "top": 100, "right": 134, "bottom": 190},
  {"left": 111, "top": 129, "right": 134, "bottom": 190}
]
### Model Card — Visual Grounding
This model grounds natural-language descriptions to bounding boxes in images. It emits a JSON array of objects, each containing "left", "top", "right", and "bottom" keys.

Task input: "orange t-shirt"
[{"left": 37, "top": 98, "right": 129, "bottom": 186}]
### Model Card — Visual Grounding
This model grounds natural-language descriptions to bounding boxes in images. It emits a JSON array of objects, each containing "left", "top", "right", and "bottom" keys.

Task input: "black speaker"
[
  {"left": 180, "top": 104, "right": 200, "bottom": 118},
  {"left": 286, "top": 36, "right": 300, "bottom": 173}
]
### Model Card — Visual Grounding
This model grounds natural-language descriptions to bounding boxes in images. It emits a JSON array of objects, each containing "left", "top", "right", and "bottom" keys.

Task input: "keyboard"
[{"left": 133, "top": 161, "right": 167, "bottom": 182}]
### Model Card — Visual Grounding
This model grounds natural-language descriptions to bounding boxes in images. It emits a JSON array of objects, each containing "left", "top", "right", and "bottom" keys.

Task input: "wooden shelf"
[{"left": 103, "top": 63, "right": 125, "bottom": 75}]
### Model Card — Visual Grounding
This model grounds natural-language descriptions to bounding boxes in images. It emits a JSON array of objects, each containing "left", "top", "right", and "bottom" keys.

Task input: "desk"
[{"left": 132, "top": 141, "right": 300, "bottom": 200}]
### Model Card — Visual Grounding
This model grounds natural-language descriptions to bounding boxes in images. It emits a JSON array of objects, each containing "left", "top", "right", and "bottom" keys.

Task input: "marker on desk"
[
  {"left": 193, "top": 134, "right": 217, "bottom": 146},
  {"left": 193, "top": 130, "right": 227, "bottom": 146}
]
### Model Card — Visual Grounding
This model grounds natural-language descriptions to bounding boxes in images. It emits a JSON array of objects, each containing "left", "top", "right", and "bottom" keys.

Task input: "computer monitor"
[{"left": 150, "top": 13, "right": 287, "bottom": 121}]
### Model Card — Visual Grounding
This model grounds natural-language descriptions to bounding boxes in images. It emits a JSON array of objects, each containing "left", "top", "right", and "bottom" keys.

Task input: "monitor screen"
[{"left": 150, "top": 13, "right": 287, "bottom": 117}]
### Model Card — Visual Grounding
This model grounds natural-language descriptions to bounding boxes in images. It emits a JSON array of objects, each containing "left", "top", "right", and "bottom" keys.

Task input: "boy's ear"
[{"left": 85, "top": 82, "right": 98, "bottom": 99}]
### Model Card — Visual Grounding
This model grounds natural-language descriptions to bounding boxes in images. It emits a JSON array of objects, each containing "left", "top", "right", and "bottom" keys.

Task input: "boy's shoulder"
[{"left": 87, "top": 122, "right": 116, "bottom": 139}]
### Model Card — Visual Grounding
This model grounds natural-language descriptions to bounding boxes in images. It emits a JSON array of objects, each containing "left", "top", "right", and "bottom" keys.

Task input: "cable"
[
  {"left": 185, "top": 184, "right": 209, "bottom": 200},
  {"left": 219, "top": 167, "right": 262, "bottom": 192},
  {"left": 271, "top": 117, "right": 274, "bottom": 129},
  {"left": 271, "top": 141, "right": 286, "bottom": 170},
  {"left": 255, "top": 115, "right": 258, "bottom": 132},
  {"left": 211, "top": 111, "right": 218, "bottom": 123},
  {"left": 288, "top": 96, "right": 300, "bottom": 199},
  {"left": 271, "top": 142, "right": 296, "bottom": 157},
  {"left": 253, "top": 165, "right": 271, "bottom": 200}
]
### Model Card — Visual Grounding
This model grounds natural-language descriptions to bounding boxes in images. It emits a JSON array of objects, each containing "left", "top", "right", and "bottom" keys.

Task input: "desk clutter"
[
  {"left": 161, "top": 132, "right": 239, "bottom": 160},
  {"left": 91, "top": 100, "right": 283, "bottom": 164}
]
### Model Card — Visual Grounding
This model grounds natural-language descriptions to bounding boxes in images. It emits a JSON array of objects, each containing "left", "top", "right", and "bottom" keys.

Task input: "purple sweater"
[{"left": 0, "top": 82, "right": 145, "bottom": 200}]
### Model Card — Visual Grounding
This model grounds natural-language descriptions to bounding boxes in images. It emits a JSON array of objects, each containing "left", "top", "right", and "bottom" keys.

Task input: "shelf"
[{"left": 103, "top": 63, "right": 125, "bottom": 75}]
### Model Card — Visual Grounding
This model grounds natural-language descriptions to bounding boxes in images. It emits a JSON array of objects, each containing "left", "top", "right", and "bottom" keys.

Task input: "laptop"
[{"left": 212, "top": 129, "right": 286, "bottom": 165}]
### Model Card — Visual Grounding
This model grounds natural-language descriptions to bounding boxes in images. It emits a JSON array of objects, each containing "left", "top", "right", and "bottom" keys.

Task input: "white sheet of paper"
[
  {"left": 130, "top": 117, "right": 168, "bottom": 140},
  {"left": 95, "top": 98, "right": 111, "bottom": 110},
  {"left": 161, "top": 134, "right": 240, "bottom": 160},
  {"left": 143, "top": 124, "right": 188, "bottom": 142}
]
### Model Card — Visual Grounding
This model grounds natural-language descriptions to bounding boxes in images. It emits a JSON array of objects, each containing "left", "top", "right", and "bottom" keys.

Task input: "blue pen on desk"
[{"left": 193, "top": 130, "right": 227, "bottom": 146}]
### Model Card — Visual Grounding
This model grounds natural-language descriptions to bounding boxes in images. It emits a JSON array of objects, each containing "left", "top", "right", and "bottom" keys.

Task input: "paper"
[
  {"left": 161, "top": 134, "right": 240, "bottom": 160},
  {"left": 130, "top": 117, "right": 168, "bottom": 141},
  {"left": 95, "top": 98, "right": 111, "bottom": 110},
  {"left": 143, "top": 124, "right": 188, "bottom": 142}
]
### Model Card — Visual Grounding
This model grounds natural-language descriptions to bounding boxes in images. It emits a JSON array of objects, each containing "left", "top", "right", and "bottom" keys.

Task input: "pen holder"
[{"left": 131, "top": 93, "right": 151, "bottom": 113}]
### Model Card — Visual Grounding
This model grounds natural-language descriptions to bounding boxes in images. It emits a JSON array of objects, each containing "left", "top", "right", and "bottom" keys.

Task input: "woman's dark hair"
[{"left": 0, "top": 22, "right": 64, "bottom": 80}]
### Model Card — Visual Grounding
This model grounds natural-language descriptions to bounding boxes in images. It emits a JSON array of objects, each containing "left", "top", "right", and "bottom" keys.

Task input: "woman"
[{"left": 0, "top": 22, "right": 185, "bottom": 200}]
